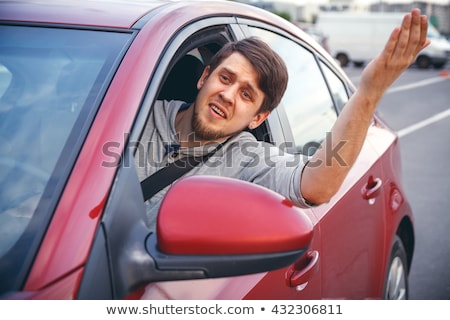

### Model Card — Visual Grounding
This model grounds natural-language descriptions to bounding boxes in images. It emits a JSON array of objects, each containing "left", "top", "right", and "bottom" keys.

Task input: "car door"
[
  {"left": 130, "top": 17, "right": 328, "bottom": 300},
  {"left": 240, "top": 22, "right": 387, "bottom": 299},
  {"left": 310, "top": 62, "right": 388, "bottom": 298},
  {"left": 68, "top": 11, "right": 317, "bottom": 300}
]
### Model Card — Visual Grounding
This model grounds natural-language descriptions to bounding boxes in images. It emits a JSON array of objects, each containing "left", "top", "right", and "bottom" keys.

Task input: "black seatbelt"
[{"left": 140, "top": 143, "right": 225, "bottom": 202}]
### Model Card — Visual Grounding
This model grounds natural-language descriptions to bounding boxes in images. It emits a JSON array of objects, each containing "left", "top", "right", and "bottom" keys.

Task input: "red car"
[{"left": 0, "top": 0, "right": 414, "bottom": 299}]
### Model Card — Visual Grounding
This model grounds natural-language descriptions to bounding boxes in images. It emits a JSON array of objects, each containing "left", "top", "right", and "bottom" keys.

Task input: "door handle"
[
  {"left": 285, "top": 250, "right": 319, "bottom": 290},
  {"left": 361, "top": 176, "right": 382, "bottom": 203}
]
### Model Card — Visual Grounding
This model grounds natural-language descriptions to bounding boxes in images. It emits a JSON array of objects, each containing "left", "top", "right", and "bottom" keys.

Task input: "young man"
[{"left": 137, "top": 9, "right": 429, "bottom": 229}]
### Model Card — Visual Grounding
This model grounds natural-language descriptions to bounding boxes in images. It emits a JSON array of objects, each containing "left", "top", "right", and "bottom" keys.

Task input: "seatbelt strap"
[{"left": 140, "top": 142, "right": 225, "bottom": 202}]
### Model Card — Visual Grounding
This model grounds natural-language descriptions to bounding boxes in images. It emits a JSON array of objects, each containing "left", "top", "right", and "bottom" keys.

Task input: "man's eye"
[
  {"left": 220, "top": 74, "right": 229, "bottom": 82},
  {"left": 242, "top": 91, "right": 252, "bottom": 100}
]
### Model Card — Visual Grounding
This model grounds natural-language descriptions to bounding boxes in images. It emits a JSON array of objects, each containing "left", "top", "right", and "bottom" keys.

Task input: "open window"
[
  {"left": 157, "top": 53, "right": 204, "bottom": 103},
  {"left": 156, "top": 26, "right": 231, "bottom": 103},
  {"left": 156, "top": 32, "right": 274, "bottom": 144}
]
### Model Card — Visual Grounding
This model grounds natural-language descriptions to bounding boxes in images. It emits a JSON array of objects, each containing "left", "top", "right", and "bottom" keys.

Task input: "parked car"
[{"left": 0, "top": 0, "right": 414, "bottom": 300}]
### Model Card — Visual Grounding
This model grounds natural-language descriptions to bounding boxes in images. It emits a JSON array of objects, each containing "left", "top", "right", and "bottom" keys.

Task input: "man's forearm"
[
  {"left": 299, "top": 8, "right": 429, "bottom": 205},
  {"left": 300, "top": 90, "right": 378, "bottom": 205}
]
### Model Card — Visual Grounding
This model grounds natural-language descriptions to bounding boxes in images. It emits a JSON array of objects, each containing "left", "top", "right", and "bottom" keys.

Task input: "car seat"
[{"left": 158, "top": 55, "right": 204, "bottom": 103}]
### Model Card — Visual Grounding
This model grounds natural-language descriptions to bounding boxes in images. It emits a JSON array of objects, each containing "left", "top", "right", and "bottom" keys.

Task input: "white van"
[{"left": 316, "top": 11, "right": 450, "bottom": 69}]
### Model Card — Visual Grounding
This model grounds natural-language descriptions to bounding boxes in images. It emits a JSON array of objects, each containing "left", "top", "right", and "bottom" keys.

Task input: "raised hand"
[
  {"left": 300, "top": 9, "right": 430, "bottom": 206},
  {"left": 359, "top": 8, "right": 430, "bottom": 102}
]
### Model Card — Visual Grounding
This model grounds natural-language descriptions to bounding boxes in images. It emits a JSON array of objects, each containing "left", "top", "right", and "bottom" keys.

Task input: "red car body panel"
[{"left": 243, "top": 125, "right": 393, "bottom": 299}]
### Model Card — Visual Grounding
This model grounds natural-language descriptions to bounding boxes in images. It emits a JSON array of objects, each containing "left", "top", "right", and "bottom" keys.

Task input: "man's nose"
[{"left": 219, "top": 84, "right": 237, "bottom": 104}]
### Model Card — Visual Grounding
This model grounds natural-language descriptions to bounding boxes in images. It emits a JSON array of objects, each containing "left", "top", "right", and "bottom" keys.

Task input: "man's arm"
[{"left": 300, "top": 8, "right": 430, "bottom": 205}]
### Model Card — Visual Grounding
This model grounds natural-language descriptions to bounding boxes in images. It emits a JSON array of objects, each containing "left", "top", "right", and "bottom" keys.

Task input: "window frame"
[{"left": 128, "top": 17, "right": 243, "bottom": 148}]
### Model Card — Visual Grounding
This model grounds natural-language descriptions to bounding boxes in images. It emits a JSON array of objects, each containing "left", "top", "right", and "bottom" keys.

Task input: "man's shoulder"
[
  {"left": 155, "top": 99, "right": 188, "bottom": 111},
  {"left": 227, "top": 131, "right": 258, "bottom": 144},
  {"left": 223, "top": 131, "right": 271, "bottom": 155},
  {"left": 153, "top": 99, "right": 188, "bottom": 122}
]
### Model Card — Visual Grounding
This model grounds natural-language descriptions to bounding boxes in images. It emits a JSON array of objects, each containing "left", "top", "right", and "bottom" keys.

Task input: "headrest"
[{"left": 158, "top": 55, "right": 204, "bottom": 103}]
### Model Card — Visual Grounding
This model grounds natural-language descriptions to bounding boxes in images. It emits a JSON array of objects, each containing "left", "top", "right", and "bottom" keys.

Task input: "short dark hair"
[{"left": 208, "top": 37, "right": 288, "bottom": 113}]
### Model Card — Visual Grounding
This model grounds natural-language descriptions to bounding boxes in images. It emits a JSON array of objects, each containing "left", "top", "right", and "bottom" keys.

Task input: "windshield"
[{"left": 0, "top": 25, "right": 131, "bottom": 293}]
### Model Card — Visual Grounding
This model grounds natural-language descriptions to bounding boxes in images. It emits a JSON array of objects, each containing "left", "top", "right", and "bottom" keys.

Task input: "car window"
[
  {"left": 319, "top": 60, "right": 349, "bottom": 111},
  {"left": 135, "top": 25, "right": 232, "bottom": 171},
  {"left": 156, "top": 28, "right": 232, "bottom": 104},
  {"left": 0, "top": 25, "right": 131, "bottom": 282},
  {"left": 128, "top": 25, "right": 235, "bottom": 227},
  {"left": 246, "top": 27, "right": 338, "bottom": 156}
]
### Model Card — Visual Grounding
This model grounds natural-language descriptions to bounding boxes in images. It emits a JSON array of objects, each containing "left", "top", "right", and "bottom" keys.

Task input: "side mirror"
[{"left": 147, "top": 175, "right": 314, "bottom": 279}]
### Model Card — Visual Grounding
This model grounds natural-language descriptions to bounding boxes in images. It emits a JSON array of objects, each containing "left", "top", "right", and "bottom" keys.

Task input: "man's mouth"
[{"left": 210, "top": 104, "right": 226, "bottom": 118}]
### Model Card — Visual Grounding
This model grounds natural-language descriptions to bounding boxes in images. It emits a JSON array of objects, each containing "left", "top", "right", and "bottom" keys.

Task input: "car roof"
[
  {"left": 0, "top": 0, "right": 334, "bottom": 69},
  {"left": 0, "top": 0, "right": 294, "bottom": 30},
  {"left": 0, "top": 0, "right": 305, "bottom": 32},
  {"left": 0, "top": 0, "right": 184, "bottom": 29}
]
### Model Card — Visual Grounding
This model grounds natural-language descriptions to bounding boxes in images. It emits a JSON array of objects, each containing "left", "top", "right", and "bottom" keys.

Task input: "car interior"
[
  {"left": 157, "top": 54, "right": 204, "bottom": 103},
  {"left": 156, "top": 43, "right": 272, "bottom": 144}
]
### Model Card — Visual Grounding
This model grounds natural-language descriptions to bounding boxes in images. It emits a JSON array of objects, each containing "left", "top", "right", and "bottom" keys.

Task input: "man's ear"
[
  {"left": 197, "top": 65, "right": 210, "bottom": 89},
  {"left": 248, "top": 111, "right": 270, "bottom": 130}
]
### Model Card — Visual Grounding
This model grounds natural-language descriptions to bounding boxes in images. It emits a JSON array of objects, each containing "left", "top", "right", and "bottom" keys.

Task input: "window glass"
[
  {"left": 247, "top": 27, "right": 337, "bottom": 155},
  {"left": 319, "top": 60, "right": 349, "bottom": 111},
  {"left": 0, "top": 25, "right": 130, "bottom": 278},
  {"left": 0, "top": 65, "right": 12, "bottom": 98}
]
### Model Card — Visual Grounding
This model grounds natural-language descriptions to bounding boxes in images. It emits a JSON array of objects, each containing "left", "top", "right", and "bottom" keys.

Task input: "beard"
[{"left": 191, "top": 108, "right": 244, "bottom": 142}]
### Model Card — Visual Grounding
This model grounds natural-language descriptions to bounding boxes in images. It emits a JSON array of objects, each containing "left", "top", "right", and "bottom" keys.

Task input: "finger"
[
  {"left": 393, "top": 12, "right": 412, "bottom": 58},
  {"left": 419, "top": 15, "right": 431, "bottom": 51},
  {"left": 382, "top": 27, "right": 401, "bottom": 61},
  {"left": 403, "top": 9, "right": 422, "bottom": 59}
]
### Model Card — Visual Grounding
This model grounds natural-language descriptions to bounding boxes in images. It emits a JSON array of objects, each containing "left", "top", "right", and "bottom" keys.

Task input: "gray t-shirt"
[{"left": 136, "top": 100, "right": 312, "bottom": 230}]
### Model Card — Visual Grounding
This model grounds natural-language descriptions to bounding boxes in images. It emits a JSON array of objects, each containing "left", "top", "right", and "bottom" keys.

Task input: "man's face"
[{"left": 192, "top": 52, "right": 269, "bottom": 142}]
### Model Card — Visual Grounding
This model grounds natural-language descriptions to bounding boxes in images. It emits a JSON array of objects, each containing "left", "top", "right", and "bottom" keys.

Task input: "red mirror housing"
[{"left": 157, "top": 175, "right": 313, "bottom": 255}]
